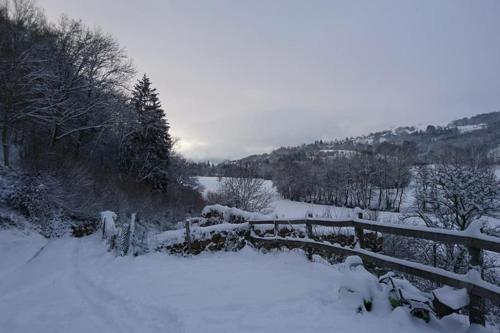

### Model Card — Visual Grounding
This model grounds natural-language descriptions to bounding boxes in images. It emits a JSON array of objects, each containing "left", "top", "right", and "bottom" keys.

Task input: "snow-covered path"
[
  {"left": 0, "top": 231, "right": 471, "bottom": 333},
  {"left": 0, "top": 232, "right": 181, "bottom": 333}
]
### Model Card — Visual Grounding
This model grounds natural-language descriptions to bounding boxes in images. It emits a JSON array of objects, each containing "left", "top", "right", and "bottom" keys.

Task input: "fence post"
[
  {"left": 185, "top": 220, "right": 192, "bottom": 254},
  {"left": 305, "top": 221, "right": 313, "bottom": 261},
  {"left": 306, "top": 222, "right": 313, "bottom": 239},
  {"left": 355, "top": 227, "right": 365, "bottom": 249},
  {"left": 101, "top": 215, "right": 105, "bottom": 239},
  {"left": 468, "top": 246, "right": 485, "bottom": 326},
  {"left": 274, "top": 220, "right": 279, "bottom": 237},
  {"left": 128, "top": 213, "right": 136, "bottom": 255},
  {"left": 355, "top": 212, "right": 365, "bottom": 249}
]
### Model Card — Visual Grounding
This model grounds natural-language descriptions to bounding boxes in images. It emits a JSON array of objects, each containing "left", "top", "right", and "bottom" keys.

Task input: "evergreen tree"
[{"left": 123, "top": 74, "right": 172, "bottom": 191}]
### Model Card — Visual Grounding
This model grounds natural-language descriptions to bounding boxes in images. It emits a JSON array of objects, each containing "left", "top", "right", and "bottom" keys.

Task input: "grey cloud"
[{"left": 42, "top": 0, "right": 500, "bottom": 161}]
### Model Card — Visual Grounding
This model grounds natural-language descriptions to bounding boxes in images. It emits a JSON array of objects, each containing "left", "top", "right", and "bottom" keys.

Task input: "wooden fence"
[{"left": 248, "top": 214, "right": 500, "bottom": 326}]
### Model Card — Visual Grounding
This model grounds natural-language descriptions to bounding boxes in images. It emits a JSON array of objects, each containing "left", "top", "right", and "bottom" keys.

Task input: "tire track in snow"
[
  {"left": 25, "top": 241, "right": 50, "bottom": 263},
  {"left": 71, "top": 240, "right": 124, "bottom": 333},
  {"left": 72, "top": 238, "right": 184, "bottom": 333}
]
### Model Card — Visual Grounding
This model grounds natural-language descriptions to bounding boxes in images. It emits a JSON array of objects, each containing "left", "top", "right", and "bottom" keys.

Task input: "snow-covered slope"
[
  {"left": 452, "top": 123, "right": 487, "bottom": 133},
  {"left": 196, "top": 176, "right": 500, "bottom": 231},
  {"left": 0, "top": 231, "right": 474, "bottom": 333}
]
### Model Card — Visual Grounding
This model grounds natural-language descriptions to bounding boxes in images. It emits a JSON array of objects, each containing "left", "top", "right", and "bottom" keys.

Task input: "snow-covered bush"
[
  {"left": 5, "top": 168, "right": 101, "bottom": 237},
  {"left": 379, "top": 272, "right": 433, "bottom": 322},
  {"left": 394, "top": 154, "right": 500, "bottom": 324},
  {"left": 412, "top": 162, "right": 499, "bottom": 231},
  {"left": 8, "top": 174, "right": 59, "bottom": 221},
  {"left": 0, "top": 166, "right": 19, "bottom": 201},
  {"left": 42, "top": 211, "right": 72, "bottom": 238},
  {"left": 6, "top": 174, "right": 71, "bottom": 236},
  {"left": 206, "top": 176, "right": 273, "bottom": 213},
  {"left": 338, "top": 256, "right": 435, "bottom": 323},
  {"left": 338, "top": 256, "right": 385, "bottom": 313},
  {"left": 201, "top": 204, "right": 263, "bottom": 224}
]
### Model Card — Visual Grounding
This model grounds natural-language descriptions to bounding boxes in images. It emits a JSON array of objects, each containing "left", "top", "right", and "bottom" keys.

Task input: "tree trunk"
[
  {"left": 396, "top": 187, "right": 404, "bottom": 211},
  {"left": 378, "top": 188, "right": 383, "bottom": 209},
  {"left": 50, "top": 123, "right": 59, "bottom": 148},
  {"left": 2, "top": 125, "right": 9, "bottom": 167}
]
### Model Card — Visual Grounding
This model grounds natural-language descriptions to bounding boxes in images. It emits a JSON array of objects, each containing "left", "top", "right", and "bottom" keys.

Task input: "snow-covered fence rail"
[
  {"left": 248, "top": 215, "right": 500, "bottom": 326},
  {"left": 249, "top": 218, "right": 500, "bottom": 253}
]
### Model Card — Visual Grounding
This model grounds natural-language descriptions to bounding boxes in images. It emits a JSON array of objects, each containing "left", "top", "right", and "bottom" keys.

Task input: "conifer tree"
[{"left": 123, "top": 74, "right": 172, "bottom": 191}]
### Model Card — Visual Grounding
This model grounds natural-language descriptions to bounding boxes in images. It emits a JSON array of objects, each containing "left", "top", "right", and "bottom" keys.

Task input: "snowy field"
[
  {"left": 0, "top": 230, "right": 474, "bottom": 333},
  {"left": 197, "top": 176, "right": 500, "bottom": 229},
  {"left": 197, "top": 176, "right": 402, "bottom": 223}
]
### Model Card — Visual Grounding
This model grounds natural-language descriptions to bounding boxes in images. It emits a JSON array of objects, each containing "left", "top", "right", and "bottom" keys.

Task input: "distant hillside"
[
  {"left": 214, "top": 110, "right": 500, "bottom": 178},
  {"left": 450, "top": 111, "right": 500, "bottom": 127}
]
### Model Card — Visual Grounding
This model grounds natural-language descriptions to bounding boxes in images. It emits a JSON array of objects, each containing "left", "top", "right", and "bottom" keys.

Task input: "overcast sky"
[{"left": 42, "top": 0, "right": 500, "bottom": 161}]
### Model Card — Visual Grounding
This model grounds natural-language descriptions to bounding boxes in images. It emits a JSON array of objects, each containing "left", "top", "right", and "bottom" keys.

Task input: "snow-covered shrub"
[
  {"left": 0, "top": 209, "right": 31, "bottom": 230},
  {"left": 6, "top": 174, "right": 71, "bottom": 236},
  {"left": 412, "top": 161, "right": 499, "bottom": 231},
  {"left": 379, "top": 272, "right": 433, "bottom": 322},
  {"left": 206, "top": 176, "right": 273, "bottom": 213},
  {"left": 0, "top": 166, "right": 19, "bottom": 202},
  {"left": 201, "top": 205, "right": 262, "bottom": 224},
  {"left": 8, "top": 174, "right": 59, "bottom": 221},
  {"left": 5, "top": 169, "right": 101, "bottom": 237},
  {"left": 338, "top": 256, "right": 434, "bottom": 323},
  {"left": 401, "top": 157, "right": 499, "bottom": 279},
  {"left": 42, "top": 211, "right": 72, "bottom": 238},
  {"left": 338, "top": 256, "right": 384, "bottom": 313},
  {"left": 71, "top": 220, "right": 99, "bottom": 237}
]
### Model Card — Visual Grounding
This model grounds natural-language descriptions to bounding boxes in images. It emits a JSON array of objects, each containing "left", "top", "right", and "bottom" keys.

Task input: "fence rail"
[
  {"left": 249, "top": 218, "right": 500, "bottom": 252},
  {"left": 248, "top": 215, "right": 500, "bottom": 326}
]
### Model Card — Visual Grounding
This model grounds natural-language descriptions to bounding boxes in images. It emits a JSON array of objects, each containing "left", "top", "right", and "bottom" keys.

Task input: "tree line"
[
  {"left": 212, "top": 142, "right": 413, "bottom": 212},
  {"left": 272, "top": 144, "right": 412, "bottom": 211},
  {"left": 0, "top": 0, "right": 202, "bottom": 233}
]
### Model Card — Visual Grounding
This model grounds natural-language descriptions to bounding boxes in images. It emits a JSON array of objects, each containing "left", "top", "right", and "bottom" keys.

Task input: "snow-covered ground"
[
  {"left": 197, "top": 176, "right": 402, "bottom": 223},
  {"left": 0, "top": 176, "right": 497, "bottom": 332},
  {"left": 0, "top": 230, "right": 475, "bottom": 333},
  {"left": 454, "top": 123, "right": 487, "bottom": 134},
  {"left": 196, "top": 176, "right": 500, "bottom": 231}
]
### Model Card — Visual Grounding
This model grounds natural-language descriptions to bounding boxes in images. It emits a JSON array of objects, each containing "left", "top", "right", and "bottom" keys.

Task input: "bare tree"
[
  {"left": 31, "top": 17, "right": 134, "bottom": 147},
  {"left": 0, "top": 0, "right": 47, "bottom": 166},
  {"left": 413, "top": 159, "right": 499, "bottom": 231},
  {"left": 402, "top": 150, "right": 500, "bottom": 275},
  {"left": 207, "top": 167, "right": 273, "bottom": 212}
]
